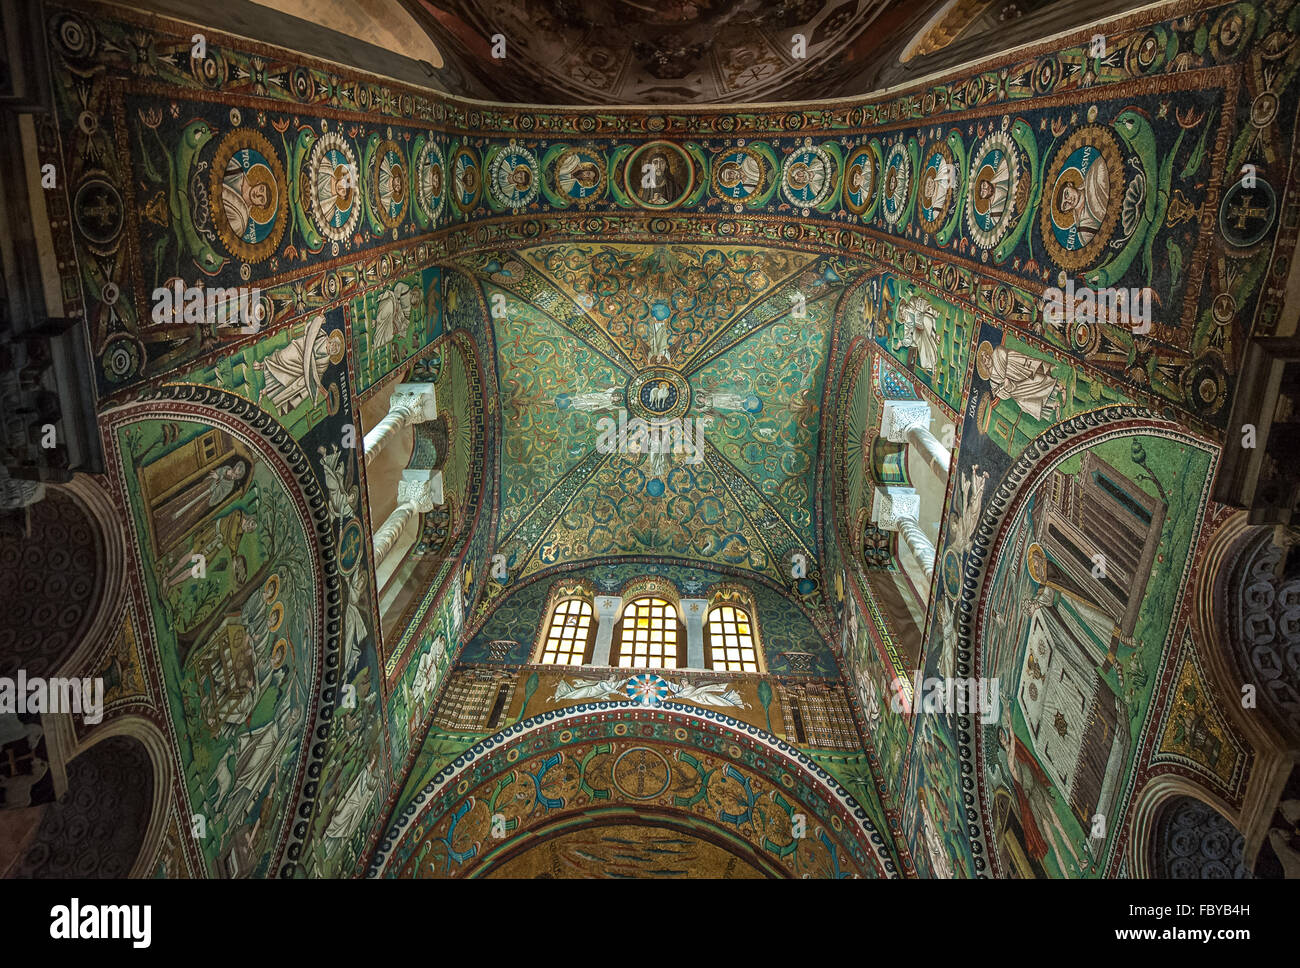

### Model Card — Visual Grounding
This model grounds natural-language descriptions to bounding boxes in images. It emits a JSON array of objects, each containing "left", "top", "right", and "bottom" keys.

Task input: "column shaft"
[
  {"left": 363, "top": 409, "right": 413, "bottom": 467},
  {"left": 898, "top": 517, "right": 936, "bottom": 579},
  {"left": 680, "top": 599, "right": 708, "bottom": 668},
  {"left": 363, "top": 383, "right": 437, "bottom": 467},
  {"left": 591, "top": 597, "right": 623, "bottom": 666},
  {"left": 906, "top": 425, "right": 951, "bottom": 477},
  {"left": 373, "top": 502, "right": 416, "bottom": 567}
]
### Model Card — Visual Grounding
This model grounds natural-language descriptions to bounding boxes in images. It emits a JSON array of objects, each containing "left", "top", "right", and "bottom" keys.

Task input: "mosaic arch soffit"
[{"left": 366, "top": 703, "right": 899, "bottom": 878}]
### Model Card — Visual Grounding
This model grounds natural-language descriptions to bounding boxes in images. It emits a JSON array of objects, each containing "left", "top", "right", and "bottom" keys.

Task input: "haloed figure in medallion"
[
  {"left": 222, "top": 159, "right": 277, "bottom": 242},
  {"left": 639, "top": 151, "right": 683, "bottom": 206},
  {"left": 1051, "top": 162, "right": 1109, "bottom": 249},
  {"left": 557, "top": 153, "right": 601, "bottom": 196},
  {"left": 716, "top": 153, "right": 760, "bottom": 198}
]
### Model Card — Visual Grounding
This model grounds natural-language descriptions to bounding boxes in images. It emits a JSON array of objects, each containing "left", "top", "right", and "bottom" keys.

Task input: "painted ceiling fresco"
[
  {"left": 22, "top": 0, "right": 1300, "bottom": 881},
  {"left": 406, "top": 0, "right": 926, "bottom": 105}
]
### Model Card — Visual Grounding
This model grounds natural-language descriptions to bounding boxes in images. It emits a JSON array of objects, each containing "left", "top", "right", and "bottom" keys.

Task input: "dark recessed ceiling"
[{"left": 405, "top": 0, "right": 946, "bottom": 104}]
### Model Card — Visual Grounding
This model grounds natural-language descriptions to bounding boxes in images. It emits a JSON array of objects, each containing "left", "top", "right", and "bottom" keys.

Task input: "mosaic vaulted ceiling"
[
  {"left": 462, "top": 243, "right": 867, "bottom": 607},
  {"left": 18, "top": 0, "right": 1300, "bottom": 883}
]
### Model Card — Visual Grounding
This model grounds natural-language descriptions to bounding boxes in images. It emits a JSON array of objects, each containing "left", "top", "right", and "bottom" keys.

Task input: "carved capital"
[
  {"left": 881, "top": 400, "right": 932, "bottom": 444},
  {"left": 397, "top": 468, "right": 444, "bottom": 513},
  {"left": 594, "top": 596, "right": 623, "bottom": 620},
  {"left": 389, "top": 382, "right": 438, "bottom": 424},
  {"left": 871, "top": 485, "right": 921, "bottom": 532},
  {"left": 0, "top": 472, "right": 45, "bottom": 509}
]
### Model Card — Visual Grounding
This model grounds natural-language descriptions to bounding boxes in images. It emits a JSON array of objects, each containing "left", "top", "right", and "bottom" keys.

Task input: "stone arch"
[
  {"left": 1125, "top": 773, "right": 1244, "bottom": 878},
  {"left": 953, "top": 407, "right": 1218, "bottom": 876},
  {"left": 5, "top": 724, "right": 160, "bottom": 878},
  {"left": 1149, "top": 792, "right": 1253, "bottom": 879},
  {"left": 1198, "top": 512, "right": 1300, "bottom": 750},
  {"left": 1192, "top": 511, "right": 1300, "bottom": 869},
  {"left": 0, "top": 475, "right": 121, "bottom": 684}
]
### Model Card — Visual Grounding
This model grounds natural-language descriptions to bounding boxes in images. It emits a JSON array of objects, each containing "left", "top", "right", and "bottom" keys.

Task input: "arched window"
[
  {"left": 613, "top": 597, "right": 681, "bottom": 669},
  {"left": 539, "top": 598, "right": 596, "bottom": 665},
  {"left": 706, "top": 604, "right": 759, "bottom": 672}
]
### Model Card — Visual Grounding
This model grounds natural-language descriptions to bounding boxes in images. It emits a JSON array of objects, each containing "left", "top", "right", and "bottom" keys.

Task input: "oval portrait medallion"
[
  {"left": 305, "top": 130, "right": 361, "bottom": 243},
  {"left": 368, "top": 139, "right": 408, "bottom": 230},
  {"left": 553, "top": 146, "right": 606, "bottom": 203},
  {"left": 712, "top": 146, "right": 768, "bottom": 205},
  {"left": 489, "top": 143, "right": 540, "bottom": 210},
  {"left": 965, "top": 129, "right": 1027, "bottom": 252},
  {"left": 414, "top": 139, "right": 445, "bottom": 224},
  {"left": 626, "top": 141, "right": 693, "bottom": 210},
  {"left": 209, "top": 128, "right": 288, "bottom": 262},
  {"left": 880, "top": 142, "right": 912, "bottom": 226},
  {"left": 917, "top": 139, "right": 958, "bottom": 235},
  {"left": 843, "top": 143, "right": 879, "bottom": 217},
  {"left": 1038, "top": 124, "right": 1126, "bottom": 271},
  {"left": 781, "top": 144, "right": 834, "bottom": 209},
  {"left": 452, "top": 146, "right": 481, "bottom": 213}
]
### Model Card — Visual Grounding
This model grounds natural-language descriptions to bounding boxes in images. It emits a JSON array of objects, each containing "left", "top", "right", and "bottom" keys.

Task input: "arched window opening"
[
  {"left": 539, "top": 598, "right": 596, "bottom": 665},
  {"left": 613, "top": 597, "right": 681, "bottom": 669},
  {"left": 706, "top": 604, "right": 759, "bottom": 672}
]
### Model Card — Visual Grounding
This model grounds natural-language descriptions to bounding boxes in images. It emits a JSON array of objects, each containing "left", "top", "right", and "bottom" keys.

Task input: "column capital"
[
  {"left": 679, "top": 598, "right": 708, "bottom": 621},
  {"left": 880, "top": 399, "right": 931, "bottom": 443},
  {"left": 871, "top": 485, "right": 920, "bottom": 532},
  {"left": 390, "top": 382, "right": 438, "bottom": 423},
  {"left": 397, "top": 468, "right": 444, "bottom": 512},
  {"left": 0, "top": 473, "right": 45, "bottom": 509},
  {"left": 594, "top": 596, "right": 623, "bottom": 618}
]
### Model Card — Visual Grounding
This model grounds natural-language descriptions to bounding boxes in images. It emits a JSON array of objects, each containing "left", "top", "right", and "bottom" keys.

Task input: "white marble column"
[
  {"left": 882, "top": 399, "right": 950, "bottom": 477},
  {"left": 872, "top": 485, "right": 935, "bottom": 580},
  {"left": 373, "top": 467, "right": 443, "bottom": 568},
  {"left": 590, "top": 596, "right": 623, "bottom": 666},
  {"left": 363, "top": 383, "right": 437, "bottom": 468},
  {"left": 679, "top": 598, "right": 708, "bottom": 668}
]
